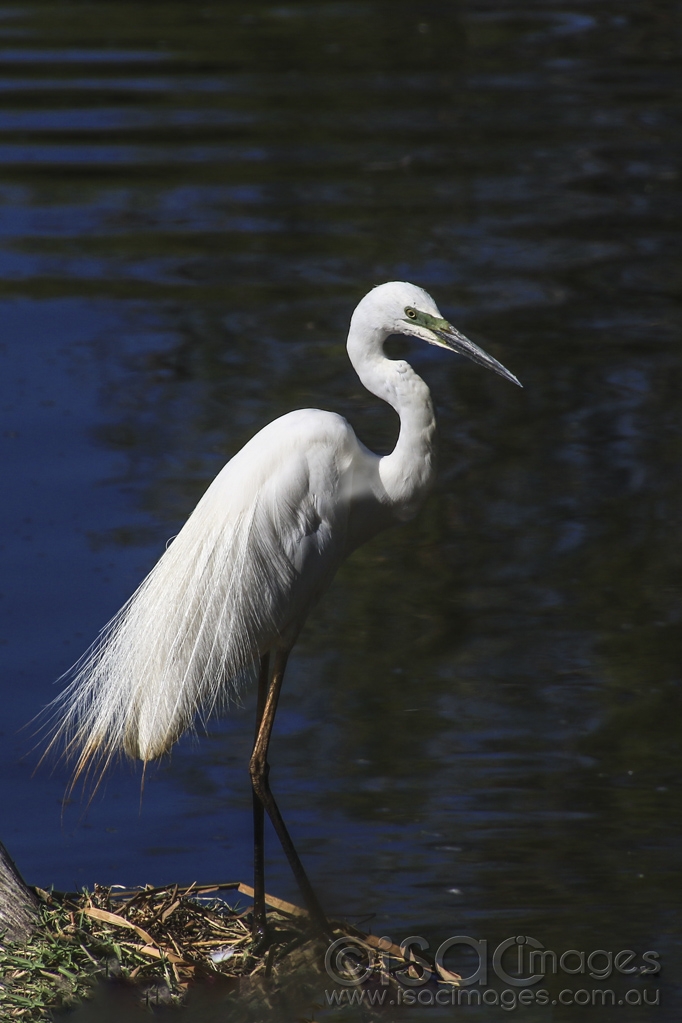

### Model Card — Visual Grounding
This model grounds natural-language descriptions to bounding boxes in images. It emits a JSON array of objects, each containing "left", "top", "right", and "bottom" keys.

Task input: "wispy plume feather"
[{"left": 39, "top": 466, "right": 298, "bottom": 790}]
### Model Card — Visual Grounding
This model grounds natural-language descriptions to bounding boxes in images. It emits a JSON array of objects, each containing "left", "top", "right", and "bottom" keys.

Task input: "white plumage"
[{"left": 45, "top": 281, "right": 520, "bottom": 787}]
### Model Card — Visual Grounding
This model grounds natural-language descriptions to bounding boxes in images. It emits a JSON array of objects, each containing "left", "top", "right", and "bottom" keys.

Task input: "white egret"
[{"left": 46, "top": 281, "right": 520, "bottom": 938}]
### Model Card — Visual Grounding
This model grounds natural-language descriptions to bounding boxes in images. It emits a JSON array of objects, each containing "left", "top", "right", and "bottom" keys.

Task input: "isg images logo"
[{"left": 324, "top": 932, "right": 662, "bottom": 1011}]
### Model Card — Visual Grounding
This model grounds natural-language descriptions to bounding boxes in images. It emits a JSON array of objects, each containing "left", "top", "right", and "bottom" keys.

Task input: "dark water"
[{"left": 1, "top": 1, "right": 680, "bottom": 1018}]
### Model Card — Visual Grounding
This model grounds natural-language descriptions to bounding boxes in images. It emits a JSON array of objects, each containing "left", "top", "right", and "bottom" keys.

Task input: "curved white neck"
[{"left": 346, "top": 312, "right": 437, "bottom": 521}]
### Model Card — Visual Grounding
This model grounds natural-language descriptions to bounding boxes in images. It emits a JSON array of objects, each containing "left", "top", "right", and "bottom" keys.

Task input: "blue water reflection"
[{"left": 0, "top": 1, "right": 680, "bottom": 1016}]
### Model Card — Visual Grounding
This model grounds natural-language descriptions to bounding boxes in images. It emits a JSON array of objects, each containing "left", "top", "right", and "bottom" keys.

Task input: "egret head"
[{"left": 357, "top": 281, "right": 521, "bottom": 388}]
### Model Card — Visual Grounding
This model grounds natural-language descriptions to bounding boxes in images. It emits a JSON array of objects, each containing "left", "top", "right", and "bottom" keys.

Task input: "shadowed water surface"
[{"left": 0, "top": 1, "right": 680, "bottom": 1018}]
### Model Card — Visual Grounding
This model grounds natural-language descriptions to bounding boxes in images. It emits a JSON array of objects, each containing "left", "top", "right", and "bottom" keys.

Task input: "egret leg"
[
  {"left": 251, "top": 652, "right": 270, "bottom": 943},
  {"left": 249, "top": 647, "right": 330, "bottom": 937}
]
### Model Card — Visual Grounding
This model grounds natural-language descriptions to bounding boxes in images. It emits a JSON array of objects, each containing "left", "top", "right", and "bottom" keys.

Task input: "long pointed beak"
[{"left": 434, "top": 323, "right": 522, "bottom": 388}]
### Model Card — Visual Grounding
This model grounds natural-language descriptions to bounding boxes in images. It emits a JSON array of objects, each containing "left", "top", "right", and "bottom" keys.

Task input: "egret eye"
[{"left": 405, "top": 307, "right": 417, "bottom": 319}]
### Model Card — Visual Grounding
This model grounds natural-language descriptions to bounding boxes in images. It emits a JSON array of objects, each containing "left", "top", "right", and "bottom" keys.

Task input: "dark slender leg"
[
  {"left": 249, "top": 647, "right": 331, "bottom": 937},
  {"left": 251, "top": 652, "right": 270, "bottom": 943}
]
